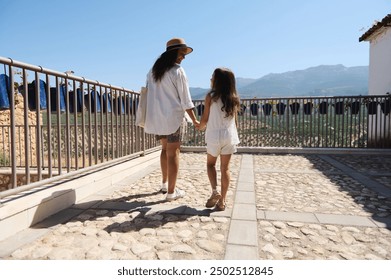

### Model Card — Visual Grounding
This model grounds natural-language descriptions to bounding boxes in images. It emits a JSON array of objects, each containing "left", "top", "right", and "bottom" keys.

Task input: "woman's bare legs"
[
  {"left": 160, "top": 139, "right": 168, "bottom": 186},
  {"left": 160, "top": 139, "right": 181, "bottom": 194},
  {"left": 166, "top": 141, "right": 181, "bottom": 194}
]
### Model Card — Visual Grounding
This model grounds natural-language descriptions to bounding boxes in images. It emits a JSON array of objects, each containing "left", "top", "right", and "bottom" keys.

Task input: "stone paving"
[
  {"left": 254, "top": 154, "right": 391, "bottom": 260},
  {"left": 1, "top": 152, "right": 391, "bottom": 260}
]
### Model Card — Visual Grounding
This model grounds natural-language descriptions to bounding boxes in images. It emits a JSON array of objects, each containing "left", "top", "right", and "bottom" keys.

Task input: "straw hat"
[{"left": 165, "top": 38, "right": 193, "bottom": 55}]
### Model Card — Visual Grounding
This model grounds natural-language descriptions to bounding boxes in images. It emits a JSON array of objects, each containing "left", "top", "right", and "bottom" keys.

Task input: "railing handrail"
[
  {"left": 193, "top": 94, "right": 389, "bottom": 102},
  {"left": 0, "top": 56, "right": 136, "bottom": 93}
]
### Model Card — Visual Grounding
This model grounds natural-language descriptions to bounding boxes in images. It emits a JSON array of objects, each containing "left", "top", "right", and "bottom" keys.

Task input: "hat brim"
[{"left": 165, "top": 46, "right": 193, "bottom": 55}]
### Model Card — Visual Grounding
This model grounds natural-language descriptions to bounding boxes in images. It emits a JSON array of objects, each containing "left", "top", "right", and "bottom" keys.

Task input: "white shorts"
[{"left": 207, "top": 141, "right": 237, "bottom": 157}]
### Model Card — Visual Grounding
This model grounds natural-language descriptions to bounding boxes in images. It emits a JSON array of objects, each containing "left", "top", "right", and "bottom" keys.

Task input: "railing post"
[
  {"left": 9, "top": 65, "right": 16, "bottom": 190},
  {"left": 142, "top": 128, "right": 146, "bottom": 156},
  {"left": 35, "top": 71, "right": 42, "bottom": 181}
]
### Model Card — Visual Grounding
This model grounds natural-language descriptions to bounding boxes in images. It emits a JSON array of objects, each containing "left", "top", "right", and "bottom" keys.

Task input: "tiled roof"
[{"left": 359, "top": 13, "right": 391, "bottom": 42}]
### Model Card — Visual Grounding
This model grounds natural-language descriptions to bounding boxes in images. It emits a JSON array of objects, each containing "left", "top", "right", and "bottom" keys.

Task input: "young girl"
[{"left": 199, "top": 68, "right": 240, "bottom": 211}]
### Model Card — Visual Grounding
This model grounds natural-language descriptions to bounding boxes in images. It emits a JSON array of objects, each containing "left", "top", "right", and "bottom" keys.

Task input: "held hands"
[
  {"left": 195, "top": 121, "right": 206, "bottom": 131},
  {"left": 193, "top": 120, "right": 200, "bottom": 130},
  {"left": 185, "top": 109, "right": 203, "bottom": 130}
]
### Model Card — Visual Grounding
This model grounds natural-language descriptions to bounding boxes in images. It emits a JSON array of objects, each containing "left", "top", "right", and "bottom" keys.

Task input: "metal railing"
[
  {"left": 0, "top": 57, "right": 159, "bottom": 193},
  {"left": 185, "top": 95, "right": 391, "bottom": 148}
]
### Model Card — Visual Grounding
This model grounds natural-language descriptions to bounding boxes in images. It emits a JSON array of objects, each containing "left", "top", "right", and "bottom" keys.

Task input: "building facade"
[{"left": 360, "top": 14, "right": 391, "bottom": 147}]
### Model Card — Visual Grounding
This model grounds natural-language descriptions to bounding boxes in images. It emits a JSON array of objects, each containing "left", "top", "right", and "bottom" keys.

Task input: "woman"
[
  {"left": 144, "top": 38, "right": 199, "bottom": 201},
  {"left": 198, "top": 68, "right": 240, "bottom": 210}
]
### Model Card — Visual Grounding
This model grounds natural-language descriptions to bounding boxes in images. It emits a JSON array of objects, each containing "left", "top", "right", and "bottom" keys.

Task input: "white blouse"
[
  {"left": 205, "top": 97, "right": 240, "bottom": 145},
  {"left": 144, "top": 64, "right": 194, "bottom": 135}
]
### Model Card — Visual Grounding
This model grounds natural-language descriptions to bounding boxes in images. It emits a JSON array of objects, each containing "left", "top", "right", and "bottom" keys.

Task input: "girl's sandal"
[{"left": 215, "top": 199, "right": 226, "bottom": 211}]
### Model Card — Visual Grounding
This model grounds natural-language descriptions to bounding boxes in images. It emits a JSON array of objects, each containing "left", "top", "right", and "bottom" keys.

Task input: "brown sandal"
[
  {"left": 215, "top": 199, "right": 226, "bottom": 211},
  {"left": 206, "top": 192, "right": 221, "bottom": 208}
]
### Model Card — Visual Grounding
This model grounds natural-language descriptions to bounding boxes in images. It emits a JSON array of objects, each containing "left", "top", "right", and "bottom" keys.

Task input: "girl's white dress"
[{"left": 205, "top": 97, "right": 240, "bottom": 145}]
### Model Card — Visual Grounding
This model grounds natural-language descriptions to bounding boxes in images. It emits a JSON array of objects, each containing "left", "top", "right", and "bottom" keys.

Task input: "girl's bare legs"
[
  {"left": 206, "top": 153, "right": 218, "bottom": 190},
  {"left": 219, "top": 154, "right": 232, "bottom": 207},
  {"left": 206, "top": 153, "right": 222, "bottom": 207}
]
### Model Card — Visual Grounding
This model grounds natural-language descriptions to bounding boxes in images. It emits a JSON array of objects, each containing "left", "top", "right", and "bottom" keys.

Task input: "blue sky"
[{"left": 0, "top": 0, "right": 390, "bottom": 91}]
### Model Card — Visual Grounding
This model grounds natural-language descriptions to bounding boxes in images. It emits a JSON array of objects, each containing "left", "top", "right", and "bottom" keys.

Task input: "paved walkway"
[{"left": 1, "top": 152, "right": 391, "bottom": 260}]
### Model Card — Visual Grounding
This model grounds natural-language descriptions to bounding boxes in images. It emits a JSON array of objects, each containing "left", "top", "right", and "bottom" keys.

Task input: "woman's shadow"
[
  {"left": 32, "top": 189, "right": 217, "bottom": 233},
  {"left": 99, "top": 191, "right": 216, "bottom": 234}
]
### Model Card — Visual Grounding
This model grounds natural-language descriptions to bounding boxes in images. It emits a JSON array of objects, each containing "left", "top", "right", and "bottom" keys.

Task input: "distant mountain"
[
  {"left": 189, "top": 87, "right": 208, "bottom": 100},
  {"left": 190, "top": 64, "right": 368, "bottom": 100},
  {"left": 236, "top": 77, "right": 258, "bottom": 88}
]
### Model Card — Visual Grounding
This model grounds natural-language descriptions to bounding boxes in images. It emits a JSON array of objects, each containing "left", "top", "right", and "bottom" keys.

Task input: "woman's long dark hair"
[
  {"left": 152, "top": 49, "right": 179, "bottom": 82},
  {"left": 210, "top": 68, "right": 240, "bottom": 118}
]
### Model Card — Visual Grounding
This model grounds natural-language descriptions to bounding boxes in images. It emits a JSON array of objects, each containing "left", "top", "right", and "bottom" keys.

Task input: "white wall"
[
  {"left": 367, "top": 27, "right": 391, "bottom": 145},
  {"left": 368, "top": 27, "right": 391, "bottom": 96}
]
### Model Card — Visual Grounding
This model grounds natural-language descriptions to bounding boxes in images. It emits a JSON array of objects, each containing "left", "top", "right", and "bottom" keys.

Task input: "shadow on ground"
[
  {"left": 306, "top": 154, "right": 391, "bottom": 228},
  {"left": 32, "top": 189, "right": 217, "bottom": 232}
]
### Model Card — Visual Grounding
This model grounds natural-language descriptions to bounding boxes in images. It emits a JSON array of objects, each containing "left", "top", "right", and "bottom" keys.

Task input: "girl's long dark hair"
[
  {"left": 152, "top": 49, "right": 179, "bottom": 82},
  {"left": 209, "top": 68, "right": 240, "bottom": 118}
]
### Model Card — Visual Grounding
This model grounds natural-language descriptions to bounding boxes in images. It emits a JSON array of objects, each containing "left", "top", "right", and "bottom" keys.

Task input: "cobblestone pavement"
[
  {"left": 254, "top": 155, "right": 391, "bottom": 259},
  {"left": 1, "top": 152, "right": 391, "bottom": 260}
]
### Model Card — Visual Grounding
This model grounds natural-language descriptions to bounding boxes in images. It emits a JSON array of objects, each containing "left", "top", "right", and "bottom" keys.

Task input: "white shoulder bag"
[{"left": 135, "top": 86, "right": 147, "bottom": 127}]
